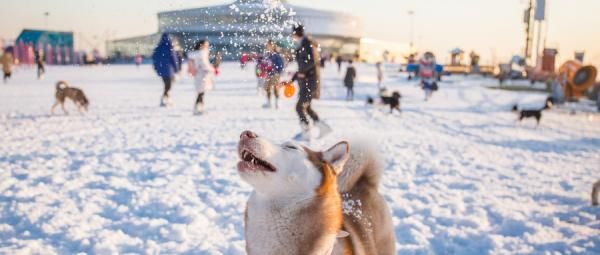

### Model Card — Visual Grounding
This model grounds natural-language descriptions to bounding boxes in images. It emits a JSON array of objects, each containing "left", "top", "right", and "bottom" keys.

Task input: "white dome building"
[{"left": 108, "top": 0, "right": 364, "bottom": 60}]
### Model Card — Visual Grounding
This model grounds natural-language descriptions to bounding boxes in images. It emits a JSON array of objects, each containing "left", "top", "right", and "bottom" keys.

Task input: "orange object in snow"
[
  {"left": 283, "top": 82, "right": 295, "bottom": 98},
  {"left": 559, "top": 60, "right": 597, "bottom": 99}
]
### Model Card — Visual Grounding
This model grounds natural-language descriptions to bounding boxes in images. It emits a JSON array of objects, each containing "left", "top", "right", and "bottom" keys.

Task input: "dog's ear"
[{"left": 322, "top": 141, "right": 349, "bottom": 175}]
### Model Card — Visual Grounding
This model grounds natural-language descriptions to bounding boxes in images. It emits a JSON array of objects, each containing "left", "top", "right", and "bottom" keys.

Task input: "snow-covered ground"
[{"left": 0, "top": 63, "right": 599, "bottom": 254}]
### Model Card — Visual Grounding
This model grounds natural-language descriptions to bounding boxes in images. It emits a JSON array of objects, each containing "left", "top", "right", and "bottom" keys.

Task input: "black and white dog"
[
  {"left": 512, "top": 97, "right": 554, "bottom": 125},
  {"left": 367, "top": 88, "right": 402, "bottom": 114}
]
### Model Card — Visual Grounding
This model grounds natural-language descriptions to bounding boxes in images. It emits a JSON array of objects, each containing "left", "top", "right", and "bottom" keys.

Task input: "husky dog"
[
  {"left": 51, "top": 81, "right": 89, "bottom": 115},
  {"left": 237, "top": 130, "right": 395, "bottom": 255},
  {"left": 512, "top": 97, "right": 554, "bottom": 125}
]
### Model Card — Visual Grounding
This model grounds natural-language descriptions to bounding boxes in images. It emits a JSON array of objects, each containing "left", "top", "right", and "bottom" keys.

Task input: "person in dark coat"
[
  {"left": 344, "top": 60, "right": 357, "bottom": 101},
  {"left": 35, "top": 49, "right": 45, "bottom": 79},
  {"left": 320, "top": 55, "right": 327, "bottom": 68},
  {"left": 175, "top": 51, "right": 183, "bottom": 73},
  {"left": 152, "top": 33, "right": 179, "bottom": 107},
  {"left": 288, "top": 24, "right": 331, "bottom": 141},
  {"left": 213, "top": 51, "right": 222, "bottom": 76},
  {"left": 336, "top": 55, "right": 343, "bottom": 73},
  {"left": 597, "top": 89, "right": 600, "bottom": 112}
]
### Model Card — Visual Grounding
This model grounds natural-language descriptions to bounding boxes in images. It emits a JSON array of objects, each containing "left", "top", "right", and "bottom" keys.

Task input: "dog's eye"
[{"left": 284, "top": 145, "right": 298, "bottom": 150}]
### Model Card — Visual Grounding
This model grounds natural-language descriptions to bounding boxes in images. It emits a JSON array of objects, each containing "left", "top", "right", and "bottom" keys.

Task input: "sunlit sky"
[{"left": 1, "top": 0, "right": 599, "bottom": 65}]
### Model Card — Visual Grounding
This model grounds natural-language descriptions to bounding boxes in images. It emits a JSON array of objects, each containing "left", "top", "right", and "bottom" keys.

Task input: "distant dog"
[
  {"left": 51, "top": 81, "right": 89, "bottom": 114},
  {"left": 367, "top": 89, "right": 402, "bottom": 114},
  {"left": 592, "top": 180, "right": 600, "bottom": 206},
  {"left": 512, "top": 97, "right": 553, "bottom": 125}
]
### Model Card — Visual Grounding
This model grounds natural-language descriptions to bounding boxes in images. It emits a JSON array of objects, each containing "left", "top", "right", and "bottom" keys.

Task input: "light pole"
[
  {"left": 44, "top": 12, "right": 50, "bottom": 30},
  {"left": 408, "top": 10, "right": 415, "bottom": 52},
  {"left": 524, "top": 0, "right": 533, "bottom": 60}
]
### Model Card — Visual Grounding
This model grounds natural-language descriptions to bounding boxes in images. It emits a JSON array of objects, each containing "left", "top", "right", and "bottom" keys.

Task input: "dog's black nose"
[{"left": 240, "top": 130, "right": 258, "bottom": 140}]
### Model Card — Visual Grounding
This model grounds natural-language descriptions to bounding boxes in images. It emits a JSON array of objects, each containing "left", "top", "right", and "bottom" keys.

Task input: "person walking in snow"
[
  {"left": 187, "top": 40, "right": 214, "bottom": 115},
  {"left": 336, "top": 55, "right": 343, "bottom": 73},
  {"left": 419, "top": 52, "right": 439, "bottom": 101},
  {"left": 286, "top": 24, "right": 332, "bottom": 141},
  {"left": 597, "top": 89, "right": 600, "bottom": 112},
  {"left": 35, "top": 49, "right": 45, "bottom": 79},
  {"left": 240, "top": 52, "right": 249, "bottom": 70},
  {"left": 255, "top": 55, "right": 267, "bottom": 95},
  {"left": 152, "top": 34, "right": 179, "bottom": 107},
  {"left": 261, "top": 40, "right": 285, "bottom": 109},
  {"left": 135, "top": 55, "right": 142, "bottom": 68},
  {"left": 1, "top": 48, "right": 14, "bottom": 83},
  {"left": 344, "top": 60, "right": 357, "bottom": 101},
  {"left": 213, "top": 51, "right": 222, "bottom": 76},
  {"left": 406, "top": 53, "right": 417, "bottom": 80},
  {"left": 376, "top": 61, "right": 384, "bottom": 88}
]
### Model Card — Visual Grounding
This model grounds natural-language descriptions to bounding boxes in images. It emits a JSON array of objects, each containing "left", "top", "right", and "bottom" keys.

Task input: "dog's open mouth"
[{"left": 238, "top": 149, "right": 276, "bottom": 172}]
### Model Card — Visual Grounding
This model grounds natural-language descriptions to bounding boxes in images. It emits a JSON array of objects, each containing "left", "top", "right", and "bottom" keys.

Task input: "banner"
[{"left": 535, "top": 0, "right": 545, "bottom": 21}]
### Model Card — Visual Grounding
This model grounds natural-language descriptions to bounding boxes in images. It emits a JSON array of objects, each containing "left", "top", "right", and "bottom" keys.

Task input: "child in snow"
[
  {"left": 1, "top": 49, "right": 14, "bottom": 83},
  {"left": 344, "top": 60, "right": 357, "bottom": 101},
  {"left": 262, "top": 40, "right": 285, "bottom": 109},
  {"left": 213, "top": 51, "right": 222, "bottom": 76},
  {"left": 240, "top": 52, "right": 249, "bottom": 69},
  {"left": 376, "top": 62, "right": 384, "bottom": 88},
  {"left": 134, "top": 55, "right": 142, "bottom": 68},
  {"left": 419, "top": 52, "right": 438, "bottom": 101},
  {"left": 255, "top": 55, "right": 268, "bottom": 95},
  {"left": 188, "top": 40, "right": 214, "bottom": 115}
]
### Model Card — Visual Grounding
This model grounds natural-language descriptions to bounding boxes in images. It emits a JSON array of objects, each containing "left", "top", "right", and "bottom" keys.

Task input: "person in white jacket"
[{"left": 188, "top": 40, "right": 214, "bottom": 115}]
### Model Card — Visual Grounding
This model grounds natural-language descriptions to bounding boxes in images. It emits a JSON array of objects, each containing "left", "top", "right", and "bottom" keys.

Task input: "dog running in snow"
[
  {"left": 51, "top": 81, "right": 89, "bottom": 115},
  {"left": 237, "top": 130, "right": 395, "bottom": 255},
  {"left": 512, "top": 97, "right": 554, "bottom": 125},
  {"left": 367, "top": 89, "right": 402, "bottom": 114}
]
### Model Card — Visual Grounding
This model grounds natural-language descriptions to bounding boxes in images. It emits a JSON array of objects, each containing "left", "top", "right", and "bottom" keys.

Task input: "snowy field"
[{"left": 0, "top": 63, "right": 599, "bottom": 254}]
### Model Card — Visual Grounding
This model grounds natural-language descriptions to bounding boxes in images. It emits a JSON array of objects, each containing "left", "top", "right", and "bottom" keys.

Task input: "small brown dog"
[{"left": 51, "top": 81, "right": 89, "bottom": 115}]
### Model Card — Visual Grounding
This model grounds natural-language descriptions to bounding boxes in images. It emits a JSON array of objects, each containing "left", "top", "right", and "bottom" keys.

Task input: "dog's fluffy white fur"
[{"left": 237, "top": 131, "right": 395, "bottom": 255}]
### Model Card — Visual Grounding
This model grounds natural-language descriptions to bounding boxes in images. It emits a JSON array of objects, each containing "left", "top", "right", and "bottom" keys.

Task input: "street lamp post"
[
  {"left": 408, "top": 10, "right": 415, "bottom": 52},
  {"left": 44, "top": 12, "right": 50, "bottom": 30},
  {"left": 524, "top": 0, "right": 533, "bottom": 60}
]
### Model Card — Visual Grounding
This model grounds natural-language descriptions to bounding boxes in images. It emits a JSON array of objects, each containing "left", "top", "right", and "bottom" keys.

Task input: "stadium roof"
[{"left": 16, "top": 29, "right": 74, "bottom": 47}]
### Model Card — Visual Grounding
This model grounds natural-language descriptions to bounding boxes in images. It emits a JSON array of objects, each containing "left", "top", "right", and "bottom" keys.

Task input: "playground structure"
[
  {"left": 444, "top": 48, "right": 495, "bottom": 76},
  {"left": 525, "top": 48, "right": 558, "bottom": 83},
  {"left": 444, "top": 48, "right": 468, "bottom": 75},
  {"left": 497, "top": 56, "right": 527, "bottom": 83},
  {"left": 444, "top": 64, "right": 495, "bottom": 76},
  {"left": 402, "top": 49, "right": 495, "bottom": 79}
]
